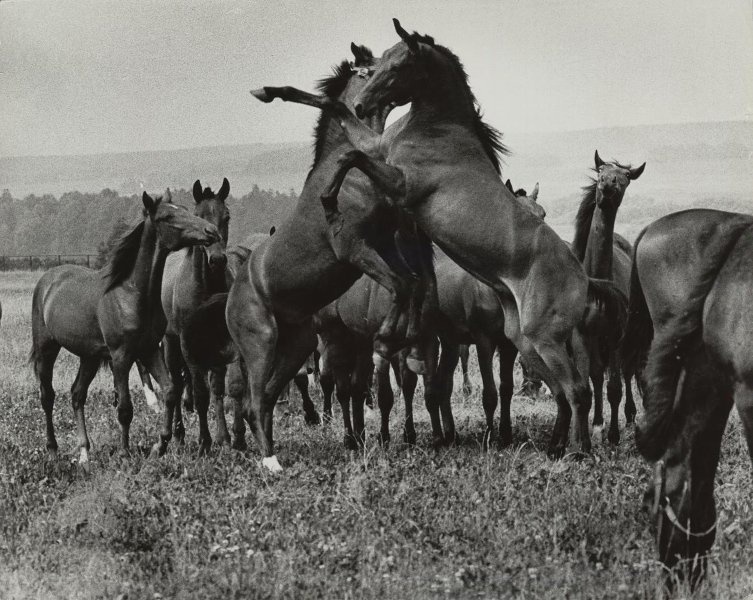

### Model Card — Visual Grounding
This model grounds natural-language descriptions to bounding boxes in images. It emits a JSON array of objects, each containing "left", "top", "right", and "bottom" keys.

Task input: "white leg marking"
[{"left": 143, "top": 385, "right": 161, "bottom": 413}]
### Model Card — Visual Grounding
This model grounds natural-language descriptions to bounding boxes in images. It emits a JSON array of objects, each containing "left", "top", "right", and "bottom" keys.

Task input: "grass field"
[{"left": 0, "top": 271, "right": 751, "bottom": 599}]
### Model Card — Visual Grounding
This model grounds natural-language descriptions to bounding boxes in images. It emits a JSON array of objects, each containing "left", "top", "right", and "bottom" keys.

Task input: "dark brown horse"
[
  {"left": 627, "top": 209, "right": 753, "bottom": 589},
  {"left": 225, "top": 45, "right": 434, "bottom": 471},
  {"left": 571, "top": 151, "right": 644, "bottom": 443},
  {"left": 154, "top": 178, "right": 235, "bottom": 456},
  {"left": 30, "top": 191, "right": 221, "bottom": 470},
  {"left": 252, "top": 21, "right": 626, "bottom": 457}
]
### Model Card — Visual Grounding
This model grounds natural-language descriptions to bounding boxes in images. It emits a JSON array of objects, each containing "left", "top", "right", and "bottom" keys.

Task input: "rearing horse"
[
  {"left": 252, "top": 21, "right": 626, "bottom": 457},
  {"left": 224, "top": 45, "right": 435, "bottom": 471},
  {"left": 30, "top": 191, "right": 221, "bottom": 470}
]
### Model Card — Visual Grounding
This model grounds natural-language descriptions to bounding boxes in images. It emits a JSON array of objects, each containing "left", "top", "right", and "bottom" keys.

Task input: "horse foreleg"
[
  {"left": 398, "top": 350, "right": 420, "bottom": 445},
  {"left": 734, "top": 384, "right": 753, "bottom": 469},
  {"left": 294, "top": 365, "right": 320, "bottom": 426},
  {"left": 606, "top": 351, "right": 623, "bottom": 444},
  {"left": 429, "top": 336, "right": 455, "bottom": 446},
  {"left": 476, "top": 337, "right": 497, "bottom": 449},
  {"left": 376, "top": 360, "right": 396, "bottom": 445},
  {"left": 33, "top": 340, "right": 60, "bottom": 459},
  {"left": 623, "top": 369, "right": 637, "bottom": 424},
  {"left": 210, "top": 366, "right": 230, "bottom": 446},
  {"left": 459, "top": 344, "right": 473, "bottom": 396},
  {"left": 149, "top": 336, "right": 183, "bottom": 457},
  {"left": 226, "top": 358, "right": 247, "bottom": 450},
  {"left": 111, "top": 351, "right": 135, "bottom": 455},
  {"left": 497, "top": 338, "right": 518, "bottom": 448}
]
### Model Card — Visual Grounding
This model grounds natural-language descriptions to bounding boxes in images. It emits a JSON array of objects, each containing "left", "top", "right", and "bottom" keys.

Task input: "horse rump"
[
  {"left": 620, "top": 227, "right": 652, "bottom": 383},
  {"left": 636, "top": 220, "right": 751, "bottom": 461}
]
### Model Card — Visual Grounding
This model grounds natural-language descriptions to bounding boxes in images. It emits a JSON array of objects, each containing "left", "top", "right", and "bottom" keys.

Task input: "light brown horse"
[
  {"left": 225, "top": 45, "right": 435, "bottom": 471},
  {"left": 625, "top": 209, "right": 753, "bottom": 590},
  {"left": 571, "top": 151, "right": 644, "bottom": 443},
  {"left": 30, "top": 191, "right": 221, "bottom": 470},
  {"left": 252, "top": 21, "right": 626, "bottom": 457}
]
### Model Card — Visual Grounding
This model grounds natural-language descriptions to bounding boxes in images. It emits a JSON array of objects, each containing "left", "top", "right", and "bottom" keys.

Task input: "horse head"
[
  {"left": 506, "top": 179, "right": 546, "bottom": 220},
  {"left": 192, "top": 177, "right": 230, "bottom": 272},
  {"left": 593, "top": 150, "right": 645, "bottom": 210},
  {"left": 143, "top": 189, "right": 221, "bottom": 251}
]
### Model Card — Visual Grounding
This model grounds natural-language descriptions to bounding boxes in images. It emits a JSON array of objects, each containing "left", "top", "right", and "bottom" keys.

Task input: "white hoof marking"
[
  {"left": 262, "top": 455, "right": 283, "bottom": 473},
  {"left": 143, "top": 385, "right": 160, "bottom": 413}
]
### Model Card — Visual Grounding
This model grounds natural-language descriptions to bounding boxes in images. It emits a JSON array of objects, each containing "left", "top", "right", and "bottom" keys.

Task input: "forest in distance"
[{"left": 0, "top": 186, "right": 297, "bottom": 260}]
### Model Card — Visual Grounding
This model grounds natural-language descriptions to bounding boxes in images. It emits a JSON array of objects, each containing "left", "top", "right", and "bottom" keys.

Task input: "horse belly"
[{"left": 44, "top": 286, "right": 106, "bottom": 357}]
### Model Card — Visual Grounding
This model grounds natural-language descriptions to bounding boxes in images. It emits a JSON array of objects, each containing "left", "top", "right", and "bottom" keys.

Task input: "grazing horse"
[
  {"left": 628, "top": 209, "right": 753, "bottom": 589},
  {"left": 30, "top": 191, "right": 221, "bottom": 469},
  {"left": 224, "top": 45, "right": 435, "bottom": 471},
  {"left": 156, "top": 178, "right": 234, "bottom": 456},
  {"left": 252, "top": 21, "right": 626, "bottom": 457},
  {"left": 571, "top": 151, "right": 644, "bottom": 443}
]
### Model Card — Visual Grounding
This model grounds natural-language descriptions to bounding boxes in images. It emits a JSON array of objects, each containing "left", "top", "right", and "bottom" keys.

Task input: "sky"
[{"left": 1, "top": 0, "right": 752, "bottom": 157}]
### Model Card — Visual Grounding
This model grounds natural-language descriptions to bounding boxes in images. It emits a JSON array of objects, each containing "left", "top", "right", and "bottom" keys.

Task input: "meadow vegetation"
[{"left": 0, "top": 271, "right": 751, "bottom": 599}]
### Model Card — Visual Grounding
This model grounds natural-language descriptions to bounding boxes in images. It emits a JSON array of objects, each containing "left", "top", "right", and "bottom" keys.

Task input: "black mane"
[
  {"left": 572, "top": 177, "right": 598, "bottom": 262},
  {"left": 103, "top": 220, "right": 145, "bottom": 292},
  {"left": 408, "top": 34, "right": 509, "bottom": 174},
  {"left": 311, "top": 50, "right": 374, "bottom": 167}
]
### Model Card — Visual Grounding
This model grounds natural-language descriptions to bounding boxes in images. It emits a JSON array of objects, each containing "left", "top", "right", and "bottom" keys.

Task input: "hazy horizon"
[{"left": 2, "top": 0, "right": 752, "bottom": 158}]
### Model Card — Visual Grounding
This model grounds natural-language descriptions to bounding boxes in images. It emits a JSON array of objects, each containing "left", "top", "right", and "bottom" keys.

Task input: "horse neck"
[
  {"left": 583, "top": 199, "right": 618, "bottom": 279},
  {"left": 189, "top": 246, "right": 226, "bottom": 294},
  {"left": 411, "top": 61, "right": 476, "bottom": 125},
  {"left": 128, "top": 220, "right": 169, "bottom": 312},
  {"left": 316, "top": 112, "right": 352, "bottom": 161}
]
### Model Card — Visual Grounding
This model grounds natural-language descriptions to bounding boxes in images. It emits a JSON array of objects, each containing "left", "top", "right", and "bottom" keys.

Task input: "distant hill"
[{"left": 2, "top": 120, "right": 751, "bottom": 242}]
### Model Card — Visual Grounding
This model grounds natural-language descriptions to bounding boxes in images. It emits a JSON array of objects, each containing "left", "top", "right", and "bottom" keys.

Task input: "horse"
[
  {"left": 30, "top": 191, "right": 221, "bottom": 470},
  {"left": 626, "top": 209, "right": 753, "bottom": 589},
  {"left": 222, "top": 44, "right": 435, "bottom": 471},
  {"left": 252, "top": 20, "right": 626, "bottom": 457},
  {"left": 154, "top": 178, "right": 237, "bottom": 456},
  {"left": 571, "top": 151, "right": 644, "bottom": 443}
]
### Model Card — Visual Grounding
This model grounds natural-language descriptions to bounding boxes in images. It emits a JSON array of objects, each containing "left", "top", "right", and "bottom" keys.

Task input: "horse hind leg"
[
  {"left": 210, "top": 366, "right": 231, "bottom": 446},
  {"left": 735, "top": 383, "right": 753, "bottom": 467},
  {"left": 226, "top": 358, "right": 247, "bottom": 451},
  {"left": 475, "top": 338, "right": 497, "bottom": 449},
  {"left": 497, "top": 338, "right": 518, "bottom": 448},
  {"left": 33, "top": 339, "right": 61, "bottom": 459},
  {"left": 459, "top": 344, "right": 473, "bottom": 396},
  {"left": 623, "top": 369, "right": 637, "bottom": 425},
  {"left": 294, "top": 366, "right": 320, "bottom": 426},
  {"left": 71, "top": 357, "right": 100, "bottom": 472},
  {"left": 376, "top": 360, "right": 396, "bottom": 445}
]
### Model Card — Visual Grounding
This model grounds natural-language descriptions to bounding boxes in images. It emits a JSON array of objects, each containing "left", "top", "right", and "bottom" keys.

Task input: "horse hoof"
[
  {"left": 403, "top": 430, "right": 417, "bottom": 446},
  {"left": 431, "top": 435, "right": 445, "bottom": 450},
  {"left": 406, "top": 357, "right": 426, "bottom": 375},
  {"left": 498, "top": 430, "right": 513, "bottom": 449},
  {"left": 592, "top": 424, "right": 604, "bottom": 443},
  {"left": 608, "top": 430, "right": 620, "bottom": 445},
  {"left": 372, "top": 353, "right": 389, "bottom": 373},
  {"left": 343, "top": 435, "right": 359, "bottom": 451},
  {"left": 443, "top": 432, "right": 456, "bottom": 447},
  {"left": 231, "top": 438, "right": 247, "bottom": 452},
  {"left": 261, "top": 455, "right": 283, "bottom": 473},
  {"left": 376, "top": 432, "right": 390, "bottom": 447},
  {"left": 304, "top": 411, "right": 321, "bottom": 426},
  {"left": 198, "top": 444, "right": 211, "bottom": 458},
  {"left": 547, "top": 444, "right": 566, "bottom": 460},
  {"left": 216, "top": 434, "right": 231, "bottom": 447},
  {"left": 250, "top": 88, "right": 273, "bottom": 102}
]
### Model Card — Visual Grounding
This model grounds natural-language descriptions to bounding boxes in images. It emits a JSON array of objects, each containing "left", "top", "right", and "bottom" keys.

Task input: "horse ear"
[
  {"left": 163, "top": 188, "right": 172, "bottom": 204},
  {"left": 218, "top": 177, "right": 230, "bottom": 201},
  {"left": 594, "top": 150, "right": 605, "bottom": 169},
  {"left": 351, "top": 42, "right": 372, "bottom": 66},
  {"left": 505, "top": 179, "right": 514, "bottom": 193},
  {"left": 629, "top": 162, "right": 646, "bottom": 180},
  {"left": 393, "top": 18, "right": 419, "bottom": 52},
  {"left": 530, "top": 182, "right": 539, "bottom": 201},
  {"left": 269, "top": 226, "right": 276, "bottom": 236},
  {"left": 193, "top": 180, "right": 203, "bottom": 203},
  {"left": 142, "top": 191, "right": 156, "bottom": 213}
]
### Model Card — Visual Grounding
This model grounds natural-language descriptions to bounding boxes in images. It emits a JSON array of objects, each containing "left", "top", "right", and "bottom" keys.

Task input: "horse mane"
[
  {"left": 636, "top": 219, "right": 752, "bottom": 460},
  {"left": 103, "top": 220, "right": 145, "bottom": 292},
  {"left": 407, "top": 33, "right": 509, "bottom": 174},
  {"left": 571, "top": 177, "right": 598, "bottom": 262},
  {"left": 311, "top": 50, "right": 374, "bottom": 168}
]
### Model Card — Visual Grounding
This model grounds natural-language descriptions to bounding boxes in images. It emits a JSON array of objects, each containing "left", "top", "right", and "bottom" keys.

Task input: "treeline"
[{"left": 0, "top": 186, "right": 298, "bottom": 257}]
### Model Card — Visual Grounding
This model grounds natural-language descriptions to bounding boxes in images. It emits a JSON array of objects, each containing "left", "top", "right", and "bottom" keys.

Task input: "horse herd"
[{"left": 25, "top": 19, "right": 751, "bottom": 591}]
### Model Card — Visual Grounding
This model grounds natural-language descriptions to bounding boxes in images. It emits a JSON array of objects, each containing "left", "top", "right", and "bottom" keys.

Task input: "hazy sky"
[{"left": 2, "top": 0, "right": 752, "bottom": 157}]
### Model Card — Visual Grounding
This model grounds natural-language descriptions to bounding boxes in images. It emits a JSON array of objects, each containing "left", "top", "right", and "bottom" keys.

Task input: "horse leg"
[
  {"left": 734, "top": 384, "right": 753, "bottom": 469},
  {"left": 350, "top": 346, "right": 374, "bottom": 446},
  {"left": 187, "top": 365, "right": 212, "bottom": 455},
  {"left": 475, "top": 337, "right": 497, "bottom": 449},
  {"left": 606, "top": 352, "right": 623, "bottom": 444},
  {"left": 294, "top": 367, "right": 320, "bottom": 425},
  {"left": 590, "top": 350, "right": 605, "bottom": 443},
  {"left": 111, "top": 351, "right": 135, "bottom": 455},
  {"left": 497, "top": 338, "right": 518, "bottom": 447},
  {"left": 623, "top": 369, "right": 637, "bottom": 425},
  {"left": 226, "top": 358, "right": 247, "bottom": 450},
  {"left": 70, "top": 357, "right": 99, "bottom": 472},
  {"left": 150, "top": 335, "right": 184, "bottom": 456},
  {"left": 210, "top": 366, "right": 231, "bottom": 446},
  {"left": 376, "top": 360, "right": 395, "bottom": 445},
  {"left": 319, "top": 351, "right": 335, "bottom": 423},
  {"left": 136, "top": 360, "right": 160, "bottom": 412},
  {"left": 459, "top": 345, "right": 473, "bottom": 396},
  {"left": 33, "top": 340, "right": 60, "bottom": 459},
  {"left": 398, "top": 351, "right": 420, "bottom": 445},
  {"left": 429, "top": 336, "right": 455, "bottom": 446}
]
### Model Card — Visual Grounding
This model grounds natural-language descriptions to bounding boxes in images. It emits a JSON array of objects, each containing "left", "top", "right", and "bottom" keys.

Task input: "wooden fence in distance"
[{"left": 0, "top": 254, "right": 99, "bottom": 271}]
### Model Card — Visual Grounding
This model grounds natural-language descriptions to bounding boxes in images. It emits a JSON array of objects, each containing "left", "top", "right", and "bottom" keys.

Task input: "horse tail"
[
  {"left": 636, "top": 220, "right": 751, "bottom": 461},
  {"left": 183, "top": 292, "right": 235, "bottom": 368},
  {"left": 585, "top": 277, "right": 628, "bottom": 343},
  {"left": 620, "top": 227, "right": 652, "bottom": 378},
  {"left": 29, "top": 282, "right": 46, "bottom": 376}
]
